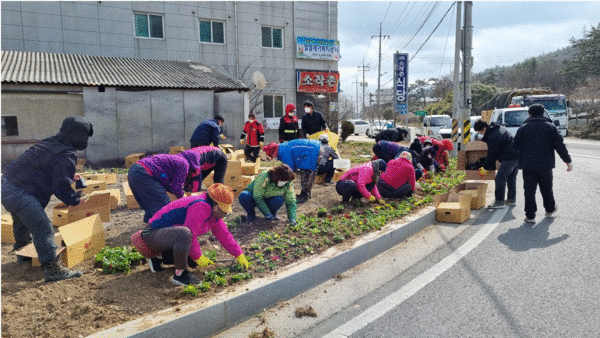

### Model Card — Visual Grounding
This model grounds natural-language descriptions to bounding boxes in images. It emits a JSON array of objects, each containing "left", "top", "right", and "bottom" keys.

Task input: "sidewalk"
[{"left": 88, "top": 183, "right": 496, "bottom": 338}]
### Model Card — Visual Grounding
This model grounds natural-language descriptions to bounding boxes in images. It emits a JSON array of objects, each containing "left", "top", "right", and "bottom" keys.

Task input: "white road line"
[
  {"left": 571, "top": 153, "right": 600, "bottom": 160},
  {"left": 323, "top": 207, "right": 510, "bottom": 338}
]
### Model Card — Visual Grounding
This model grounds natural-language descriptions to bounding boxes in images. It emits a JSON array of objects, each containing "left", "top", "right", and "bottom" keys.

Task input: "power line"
[
  {"left": 399, "top": 2, "right": 441, "bottom": 53},
  {"left": 410, "top": 2, "right": 455, "bottom": 63},
  {"left": 439, "top": 3, "right": 455, "bottom": 79}
]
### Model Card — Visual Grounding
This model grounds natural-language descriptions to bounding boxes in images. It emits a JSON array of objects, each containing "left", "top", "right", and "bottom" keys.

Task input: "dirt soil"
[{"left": 1, "top": 153, "right": 427, "bottom": 338}]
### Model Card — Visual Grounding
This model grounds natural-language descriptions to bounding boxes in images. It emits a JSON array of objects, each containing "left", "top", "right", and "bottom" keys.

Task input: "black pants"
[
  {"left": 336, "top": 180, "right": 375, "bottom": 202},
  {"left": 522, "top": 169, "right": 555, "bottom": 219},
  {"left": 317, "top": 160, "right": 335, "bottom": 182},
  {"left": 377, "top": 181, "right": 412, "bottom": 199},
  {"left": 244, "top": 144, "right": 260, "bottom": 163}
]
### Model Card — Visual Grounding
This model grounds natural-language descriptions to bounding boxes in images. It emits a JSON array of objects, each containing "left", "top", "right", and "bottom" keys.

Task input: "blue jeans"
[
  {"left": 127, "top": 164, "right": 172, "bottom": 223},
  {"left": 238, "top": 191, "right": 284, "bottom": 219},
  {"left": 495, "top": 159, "right": 519, "bottom": 203},
  {"left": 1, "top": 178, "right": 57, "bottom": 265}
]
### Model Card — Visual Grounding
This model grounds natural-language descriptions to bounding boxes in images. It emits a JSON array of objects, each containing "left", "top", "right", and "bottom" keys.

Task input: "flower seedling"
[{"left": 182, "top": 284, "right": 199, "bottom": 296}]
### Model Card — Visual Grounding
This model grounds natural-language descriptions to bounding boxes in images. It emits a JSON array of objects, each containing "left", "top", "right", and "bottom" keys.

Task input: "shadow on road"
[{"left": 497, "top": 217, "right": 569, "bottom": 252}]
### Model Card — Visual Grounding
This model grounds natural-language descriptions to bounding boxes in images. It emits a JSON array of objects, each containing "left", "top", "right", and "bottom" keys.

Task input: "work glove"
[
  {"left": 264, "top": 215, "right": 275, "bottom": 221},
  {"left": 377, "top": 198, "right": 385, "bottom": 205},
  {"left": 219, "top": 134, "right": 227, "bottom": 140},
  {"left": 289, "top": 219, "right": 297, "bottom": 226},
  {"left": 259, "top": 142, "right": 264, "bottom": 147},
  {"left": 240, "top": 139, "right": 245, "bottom": 145},
  {"left": 566, "top": 162, "right": 573, "bottom": 171},
  {"left": 77, "top": 191, "right": 90, "bottom": 204},
  {"left": 415, "top": 182, "right": 422, "bottom": 191},
  {"left": 479, "top": 168, "right": 488, "bottom": 176},
  {"left": 439, "top": 165, "right": 446, "bottom": 172},
  {"left": 235, "top": 254, "right": 250, "bottom": 270},
  {"left": 195, "top": 255, "right": 214, "bottom": 268},
  {"left": 368, "top": 196, "right": 376, "bottom": 203}
]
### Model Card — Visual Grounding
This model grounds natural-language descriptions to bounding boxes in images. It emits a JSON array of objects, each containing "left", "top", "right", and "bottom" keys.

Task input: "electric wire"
[{"left": 410, "top": 2, "right": 455, "bottom": 63}]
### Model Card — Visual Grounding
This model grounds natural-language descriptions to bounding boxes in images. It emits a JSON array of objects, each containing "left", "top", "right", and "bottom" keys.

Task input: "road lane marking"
[
  {"left": 571, "top": 153, "right": 600, "bottom": 160},
  {"left": 323, "top": 207, "right": 510, "bottom": 338}
]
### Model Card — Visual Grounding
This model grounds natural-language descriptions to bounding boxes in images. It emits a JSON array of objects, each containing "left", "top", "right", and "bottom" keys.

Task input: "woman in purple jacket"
[{"left": 128, "top": 153, "right": 200, "bottom": 223}]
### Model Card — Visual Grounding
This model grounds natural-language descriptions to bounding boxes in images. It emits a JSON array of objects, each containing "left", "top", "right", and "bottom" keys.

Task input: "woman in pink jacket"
[
  {"left": 336, "top": 159, "right": 386, "bottom": 205},
  {"left": 131, "top": 184, "right": 249, "bottom": 286},
  {"left": 377, "top": 151, "right": 417, "bottom": 199}
]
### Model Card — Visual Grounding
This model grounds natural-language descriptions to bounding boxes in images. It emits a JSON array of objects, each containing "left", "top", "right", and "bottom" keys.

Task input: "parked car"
[
  {"left": 489, "top": 107, "right": 557, "bottom": 137},
  {"left": 423, "top": 115, "right": 452, "bottom": 138},
  {"left": 347, "top": 119, "right": 371, "bottom": 135},
  {"left": 366, "top": 120, "right": 394, "bottom": 138}
]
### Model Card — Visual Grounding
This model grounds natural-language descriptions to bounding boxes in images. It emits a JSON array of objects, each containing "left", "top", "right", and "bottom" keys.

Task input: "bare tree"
[{"left": 224, "top": 62, "right": 286, "bottom": 114}]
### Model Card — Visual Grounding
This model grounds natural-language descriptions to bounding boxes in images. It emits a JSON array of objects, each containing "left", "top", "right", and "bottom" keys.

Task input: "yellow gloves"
[
  {"left": 195, "top": 255, "right": 214, "bottom": 268},
  {"left": 240, "top": 139, "right": 245, "bottom": 145},
  {"left": 219, "top": 134, "right": 227, "bottom": 140},
  {"left": 377, "top": 198, "right": 385, "bottom": 205},
  {"left": 235, "top": 254, "right": 250, "bottom": 270},
  {"left": 259, "top": 142, "right": 264, "bottom": 147},
  {"left": 479, "top": 168, "right": 488, "bottom": 176},
  {"left": 368, "top": 196, "right": 376, "bottom": 203}
]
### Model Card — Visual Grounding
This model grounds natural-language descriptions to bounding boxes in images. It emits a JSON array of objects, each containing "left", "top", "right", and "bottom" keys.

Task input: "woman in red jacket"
[{"left": 240, "top": 111, "right": 265, "bottom": 163}]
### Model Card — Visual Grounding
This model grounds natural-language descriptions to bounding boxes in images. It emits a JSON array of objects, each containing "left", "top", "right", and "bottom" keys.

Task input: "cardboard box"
[
  {"left": 122, "top": 181, "right": 140, "bottom": 209},
  {"left": 167, "top": 192, "right": 178, "bottom": 201},
  {"left": 434, "top": 192, "right": 471, "bottom": 224},
  {"left": 1, "top": 214, "right": 15, "bottom": 244},
  {"left": 185, "top": 192, "right": 203, "bottom": 197},
  {"left": 76, "top": 159, "right": 86, "bottom": 170},
  {"left": 108, "top": 189, "right": 121, "bottom": 210},
  {"left": 169, "top": 146, "right": 187, "bottom": 155},
  {"left": 455, "top": 182, "right": 488, "bottom": 210},
  {"left": 53, "top": 191, "right": 111, "bottom": 227},
  {"left": 241, "top": 158, "right": 261, "bottom": 175},
  {"left": 314, "top": 168, "right": 346, "bottom": 184},
  {"left": 234, "top": 149, "right": 246, "bottom": 160},
  {"left": 15, "top": 234, "right": 65, "bottom": 267},
  {"left": 71, "top": 179, "right": 107, "bottom": 194},
  {"left": 240, "top": 175, "right": 255, "bottom": 187},
  {"left": 219, "top": 144, "right": 237, "bottom": 160},
  {"left": 456, "top": 141, "right": 498, "bottom": 180},
  {"left": 59, "top": 214, "right": 106, "bottom": 268},
  {"left": 125, "top": 153, "right": 145, "bottom": 169},
  {"left": 78, "top": 173, "right": 118, "bottom": 184},
  {"left": 225, "top": 160, "right": 242, "bottom": 179},
  {"left": 202, "top": 172, "right": 215, "bottom": 188}
]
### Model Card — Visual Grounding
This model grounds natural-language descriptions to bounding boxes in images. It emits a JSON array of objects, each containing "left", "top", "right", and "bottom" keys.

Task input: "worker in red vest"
[{"left": 240, "top": 111, "right": 265, "bottom": 163}]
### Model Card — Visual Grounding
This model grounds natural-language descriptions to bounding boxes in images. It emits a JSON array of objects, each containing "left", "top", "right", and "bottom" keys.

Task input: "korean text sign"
[
  {"left": 297, "top": 71, "right": 340, "bottom": 93},
  {"left": 394, "top": 53, "right": 409, "bottom": 115},
  {"left": 296, "top": 37, "right": 340, "bottom": 61}
]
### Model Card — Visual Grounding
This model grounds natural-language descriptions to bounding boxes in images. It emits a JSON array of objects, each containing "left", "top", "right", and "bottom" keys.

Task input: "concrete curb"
[{"left": 88, "top": 209, "right": 437, "bottom": 338}]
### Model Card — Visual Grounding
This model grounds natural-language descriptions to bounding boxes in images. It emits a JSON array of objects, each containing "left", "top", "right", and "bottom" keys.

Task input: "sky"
[{"left": 337, "top": 1, "right": 600, "bottom": 100}]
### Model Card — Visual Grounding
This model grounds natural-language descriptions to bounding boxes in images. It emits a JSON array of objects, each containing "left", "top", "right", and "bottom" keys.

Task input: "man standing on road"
[
  {"left": 301, "top": 100, "right": 327, "bottom": 138},
  {"left": 474, "top": 120, "right": 519, "bottom": 209},
  {"left": 513, "top": 104, "right": 573, "bottom": 223}
]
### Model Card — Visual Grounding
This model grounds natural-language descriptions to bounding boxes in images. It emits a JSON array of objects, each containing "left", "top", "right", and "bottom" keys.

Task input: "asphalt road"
[{"left": 213, "top": 137, "right": 600, "bottom": 338}]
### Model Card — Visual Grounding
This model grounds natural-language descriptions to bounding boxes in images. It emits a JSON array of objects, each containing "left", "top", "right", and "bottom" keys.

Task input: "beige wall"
[{"left": 1, "top": 85, "right": 84, "bottom": 165}]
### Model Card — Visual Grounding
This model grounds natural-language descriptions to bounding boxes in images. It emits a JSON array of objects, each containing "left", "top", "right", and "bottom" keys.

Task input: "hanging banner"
[
  {"left": 394, "top": 52, "right": 409, "bottom": 115},
  {"left": 296, "top": 71, "right": 340, "bottom": 93},
  {"left": 296, "top": 37, "right": 341, "bottom": 61}
]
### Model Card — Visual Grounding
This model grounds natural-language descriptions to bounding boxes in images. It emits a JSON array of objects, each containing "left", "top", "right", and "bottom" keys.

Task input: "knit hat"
[
  {"left": 399, "top": 151, "right": 412, "bottom": 162},
  {"left": 303, "top": 100, "right": 314, "bottom": 108},
  {"left": 207, "top": 183, "right": 234, "bottom": 213},
  {"left": 319, "top": 133, "right": 329, "bottom": 143},
  {"left": 285, "top": 103, "right": 296, "bottom": 114},
  {"left": 248, "top": 111, "right": 256, "bottom": 119},
  {"left": 263, "top": 142, "right": 279, "bottom": 159}
]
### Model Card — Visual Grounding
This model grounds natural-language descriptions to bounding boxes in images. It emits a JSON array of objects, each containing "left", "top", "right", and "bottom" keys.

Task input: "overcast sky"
[{"left": 337, "top": 1, "right": 600, "bottom": 99}]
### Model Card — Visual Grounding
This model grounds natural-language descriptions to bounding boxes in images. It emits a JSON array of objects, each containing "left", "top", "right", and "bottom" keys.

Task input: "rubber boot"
[
  {"left": 296, "top": 192, "right": 309, "bottom": 204},
  {"left": 42, "top": 256, "right": 83, "bottom": 282}
]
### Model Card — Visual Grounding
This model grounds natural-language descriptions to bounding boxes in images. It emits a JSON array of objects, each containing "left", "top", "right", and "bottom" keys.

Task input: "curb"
[{"left": 89, "top": 208, "right": 437, "bottom": 338}]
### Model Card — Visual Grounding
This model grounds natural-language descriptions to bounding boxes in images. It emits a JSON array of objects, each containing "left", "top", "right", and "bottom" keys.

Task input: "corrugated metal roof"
[{"left": 1, "top": 50, "right": 248, "bottom": 91}]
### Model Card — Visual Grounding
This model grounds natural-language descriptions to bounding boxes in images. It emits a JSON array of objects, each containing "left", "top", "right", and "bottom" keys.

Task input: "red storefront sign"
[{"left": 296, "top": 71, "right": 340, "bottom": 93}]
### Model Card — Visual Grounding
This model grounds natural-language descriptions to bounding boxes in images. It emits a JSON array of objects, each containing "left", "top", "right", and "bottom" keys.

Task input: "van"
[
  {"left": 489, "top": 107, "right": 559, "bottom": 137},
  {"left": 423, "top": 114, "right": 451, "bottom": 137}
]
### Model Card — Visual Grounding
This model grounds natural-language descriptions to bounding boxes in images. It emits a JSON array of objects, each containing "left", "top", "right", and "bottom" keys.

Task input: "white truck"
[
  {"left": 510, "top": 94, "right": 570, "bottom": 136},
  {"left": 488, "top": 107, "right": 559, "bottom": 138}
]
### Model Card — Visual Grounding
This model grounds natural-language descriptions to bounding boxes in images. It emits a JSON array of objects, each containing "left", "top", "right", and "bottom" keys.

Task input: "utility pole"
[
  {"left": 357, "top": 63, "right": 370, "bottom": 119},
  {"left": 373, "top": 22, "right": 389, "bottom": 119},
  {"left": 452, "top": 1, "right": 462, "bottom": 156},
  {"left": 464, "top": 1, "right": 473, "bottom": 123},
  {"left": 353, "top": 73, "right": 360, "bottom": 119}
]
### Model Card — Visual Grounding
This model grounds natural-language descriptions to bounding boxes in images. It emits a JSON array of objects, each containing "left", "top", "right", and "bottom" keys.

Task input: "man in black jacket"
[
  {"left": 1, "top": 116, "right": 93, "bottom": 282},
  {"left": 375, "top": 127, "right": 409, "bottom": 143},
  {"left": 474, "top": 120, "right": 519, "bottom": 208},
  {"left": 513, "top": 104, "right": 573, "bottom": 223},
  {"left": 301, "top": 100, "right": 327, "bottom": 137}
]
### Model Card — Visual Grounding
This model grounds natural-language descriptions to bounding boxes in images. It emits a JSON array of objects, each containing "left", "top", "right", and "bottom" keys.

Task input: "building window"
[
  {"left": 263, "top": 95, "right": 284, "bottom": 118},
  {"left": 135, "top": 13, "right": 164, "bottom": 38},
  {"left": 261, "top": 26, "right": 283, "bottom": 48},
  {"left": 199, "top": 20, "right": 225, "bottom": 44},
  {"left": 1, "top": 116, "right": 19, "bottom": 136}
]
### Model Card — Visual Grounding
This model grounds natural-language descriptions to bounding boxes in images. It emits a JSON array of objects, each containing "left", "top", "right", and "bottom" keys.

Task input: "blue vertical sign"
[{"left": 394, "top": 53, "right": 409, "bottom": 115}]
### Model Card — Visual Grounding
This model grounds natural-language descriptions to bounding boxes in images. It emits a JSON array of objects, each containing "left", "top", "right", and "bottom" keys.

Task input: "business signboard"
[
  {"left": 394, "top": 53, "right": 409, "bottom": 115},
  {"left": 297, "top": 71, "right": 340, "bottom": 93},
  {"left": 296, "top": 37, "right": 340, "bottom": 61}
]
